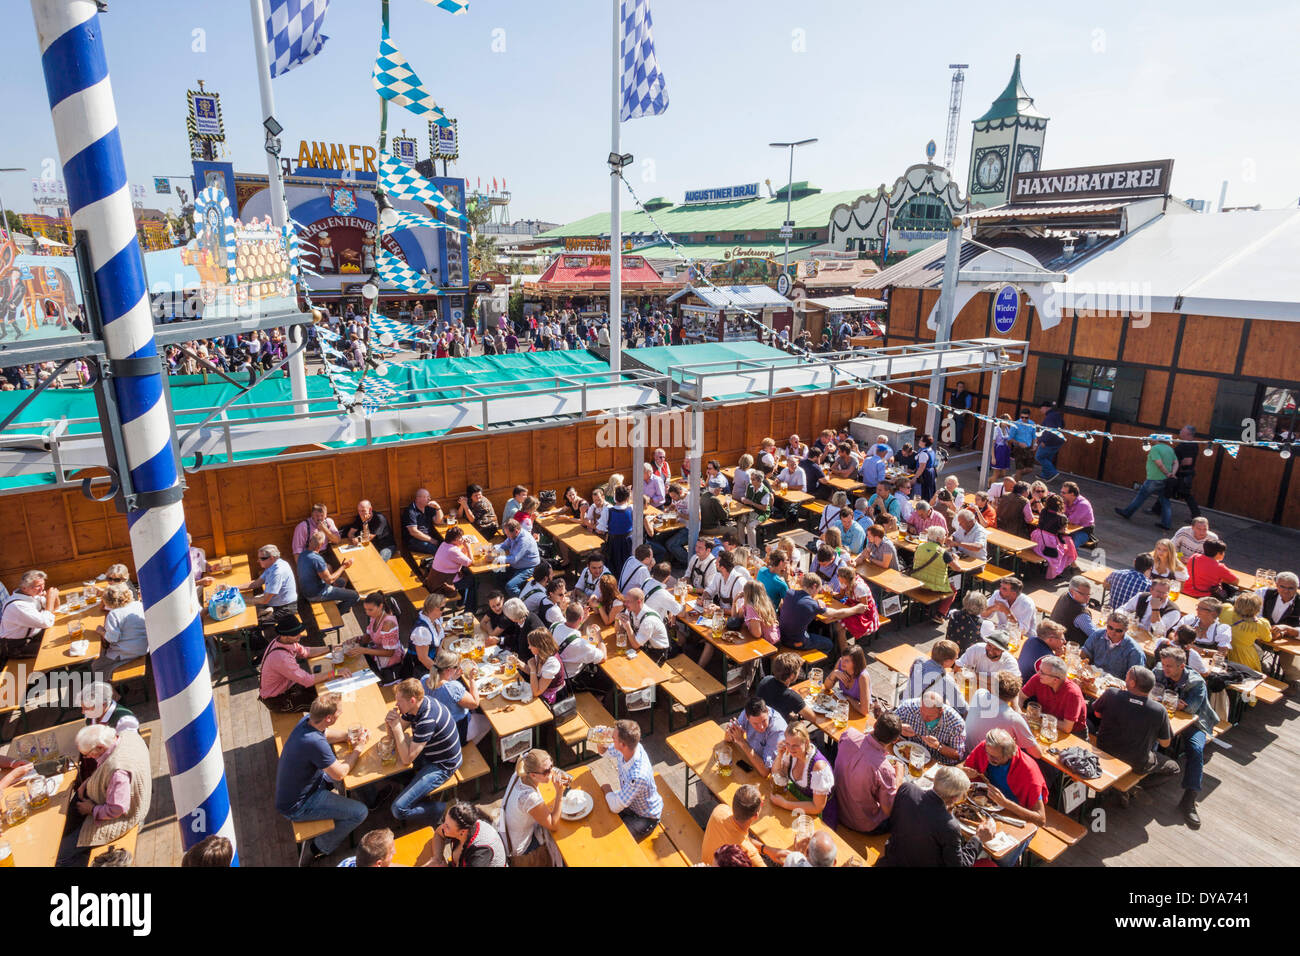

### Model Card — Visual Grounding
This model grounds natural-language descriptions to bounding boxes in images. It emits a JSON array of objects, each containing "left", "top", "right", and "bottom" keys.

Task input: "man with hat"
[
  {"left": 956, "top": 630, "right": 1021, "bottom": 683},
  {"left": 258, "top": 617, "right": 319, "bottom": 713}
]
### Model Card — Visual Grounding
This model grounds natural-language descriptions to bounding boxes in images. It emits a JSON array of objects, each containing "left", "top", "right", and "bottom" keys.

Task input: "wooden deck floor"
[{"left": 12, "top": 466, "right": 1299, "bottom": 867}]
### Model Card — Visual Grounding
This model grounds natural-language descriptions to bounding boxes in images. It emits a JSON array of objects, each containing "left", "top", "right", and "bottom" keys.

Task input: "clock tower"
[{"left": 967, "top": 55, "right": 1049, "bottom": 208}]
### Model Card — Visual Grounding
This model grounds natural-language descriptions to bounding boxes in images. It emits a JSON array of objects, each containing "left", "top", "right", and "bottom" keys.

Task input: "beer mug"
[
  {"left": 25, "top": 775, "right": 50, "bottom": 810},
  {"left": 714, "top": 743, "right": 733, "bottom": 777},
  {"left": 377, "top": 735, "right": 397, "bottom": 766},
  {"left": 1163, "top": 692, "right": 1179, "bottom": 715},
  {"left": 4, "top": 792, "right": 29, "bottom": 827},
  {"left": 808, "top": 667, "right": 824, "bottom": 689},
  {"left": 347, "top": 724, "right": 363, "bottom": 747},
  {"left": 1039, "top": 714, "right": 1058, "bottom": 745}
]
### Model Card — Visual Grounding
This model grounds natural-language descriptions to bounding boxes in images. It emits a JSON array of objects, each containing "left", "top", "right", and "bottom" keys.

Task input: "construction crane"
[{"left": 943, "top": 64, "right": 968, "bottom": 172}]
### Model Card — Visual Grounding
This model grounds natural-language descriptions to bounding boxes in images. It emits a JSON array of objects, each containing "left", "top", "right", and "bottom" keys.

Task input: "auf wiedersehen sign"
[{"left": 1010, "top": 160, "right": 1174, "bottom": 204}]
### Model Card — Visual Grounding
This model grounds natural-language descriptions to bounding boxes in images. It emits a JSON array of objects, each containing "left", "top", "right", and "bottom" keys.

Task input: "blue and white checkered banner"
[
  {"left": 372, "top": 32, "right": 451, "bottom": 125},
  {"left": 378, "top": 152, "right": 466, "bottom": 221},
  {"left": 266, "top": 0, "right": 331, "bottom": 78},
  {"left": 385, "top": 205, "right": 465, "bottom": 236},
  {"left": 370, "top": 314, "right": 426, "bottom": 342},
  {"left": 620, "top": 0, "right": 670, "bottom": 121},
  {"left": 417, "top": 0, "right": 470, "bottom": 12},
  {"left": 375, "top": 250, "right": 435, "bottom": 293}
]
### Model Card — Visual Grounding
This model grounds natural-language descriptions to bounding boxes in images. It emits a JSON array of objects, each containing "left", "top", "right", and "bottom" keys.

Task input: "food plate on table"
[
  {"left": 810, "top": 694, "right": 838, "bottom": 716},
  {"left": 893, "top": 741, "right": 932, "bottom": 765},
  {"left": 560, "top": 788, "right": 594, "bottom": 820},
  {"left": 501, "top": 681, "right": 531, "bottom": 702},
  {"left": 449, "top": 637, "right": 475, "bottom": 655},
  {"left": 476, "top": 677, "right": 503, "bottom": 699}
]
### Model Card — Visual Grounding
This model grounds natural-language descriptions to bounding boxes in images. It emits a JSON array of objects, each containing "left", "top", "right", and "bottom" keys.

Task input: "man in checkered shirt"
[
  {"left": 1106, "top": 553, "right": 1153, "bottom": 610},
  {"left": 598, "top": 720, "right": 663, "bottom": 841}
]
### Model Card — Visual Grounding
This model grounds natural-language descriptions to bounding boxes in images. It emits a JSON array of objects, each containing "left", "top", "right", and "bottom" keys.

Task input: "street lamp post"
[{"left": 769, "top": 138, "right": 818, "bottom": 290}]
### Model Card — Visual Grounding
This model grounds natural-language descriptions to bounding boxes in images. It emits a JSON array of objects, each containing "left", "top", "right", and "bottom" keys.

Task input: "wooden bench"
[
  {"left": 553, "top": 692, "right": 618, "bottom": 764},
  {"left": 386, "top": 557, "right": 430, "bottom": 605},
  {"left": 291, "top": 818, "right": 334, "bottom": 849},
  {"left": 87, "top": 826, "right": 140, "bottom": 865},
  {"left": 640, "top": 775, "right": 704, "bottom": 867},
  {"left": 109, "top": 656, "right": 151, "bottom": 705},
  {"left": 833, "top": 825, "right": 888, "bottom": 866},
  {"left": 975, "top": 565, "right": 1013, "bottom": 589},
  {"left": 798, "top": 647, "right": 830, "bottom": 669},
  {"left": 662, "top": 654, "right": 725, "bottom": 730},
  {"left": 306, "top": 601, "right": 345, "bottom": 642},
  {"left": 1027, "top": 806, "right": 1088, "bottom": 864},
  {"left": 429, "top": 744, "right": 492, "bottom": 800},
  {"left": 1111, "top": 770, "right": 1146, "bottom": 794}
]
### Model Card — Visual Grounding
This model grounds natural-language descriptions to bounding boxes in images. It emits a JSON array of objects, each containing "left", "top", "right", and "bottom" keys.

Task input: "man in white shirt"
[
  {"left": 619, "top": 545, "right": 655, "bottom": 595},
  {"left": 948, "top": 510, "right": 988, "bottom": 562},
  {"left": 1171, "top": 517, "right": 1219, "bottom": 559},
  {"left": 957, "top": 632, "right": 1021, "bottom": 687},
  {"left": 685, "top": 538, "right": 718, "bottom": 594},
  {"left": 980, "top": 576, "right": 1036, "bottom": 635},
  {"left": 1121, "top": 578, "right": 1182, "bottom": 635},
  {"left": 776, "top": 456, "right": 807, "bottom": 491},
  {"left": 618, "top": 588, "right": 671, "bottom": 663},
  {"left": 572, "top": 556, "right": 606, "bottom": 602},
  {"left": 0, "top": 570, "right": 58, "bottom": 660},
  {"left": 708, "top": 551, "right": 748, "bottom": 611},
  {"left": 643, "top": 563, "right": 683, "bottom": 622},
  {"left": 554, "top": 604, "right": 605, "bottom": 686},
  {"left": 987, "top": 476, "right": 1016, "bottom": 500}
]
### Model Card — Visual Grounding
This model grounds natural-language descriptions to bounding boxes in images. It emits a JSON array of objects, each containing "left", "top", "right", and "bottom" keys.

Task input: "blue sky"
[{"left": 2, "top": 0, "right": 1297, "bottom": 224}]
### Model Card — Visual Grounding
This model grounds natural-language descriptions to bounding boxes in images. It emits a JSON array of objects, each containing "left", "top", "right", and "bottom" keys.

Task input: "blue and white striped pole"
[{"left": 32, "top": 0, "right": 237, "bottom": 863}]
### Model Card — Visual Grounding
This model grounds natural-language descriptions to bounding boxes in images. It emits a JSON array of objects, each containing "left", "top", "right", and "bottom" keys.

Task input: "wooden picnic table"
[
  {"left": 537, "top": 763, "right": 649, "bottom": 867},
  {"left": 678, "top": 590, "right": 778, "bottom": 666},
  {"left": 203, "top": 556, "right": 259, "bottom": 638},
  {"left": 986, "top": 528, "right": 1037, "bottom": 555},
  {"left": 478, "top": 678, "right": 554, "bottom": 789},
  {"left": 332, "top": 541, "right": 403, "bottom": 595},
  {"left": 665, "top": 720, "right": 870, "bottom": 866},
  {"left": 431, "top": 519, "right": 500, "bottom": 576},
  {"left": 595, "top": 620, "right": 670, "bottom": 697},
  {"left": 33, "top": 600, "right": 104, "bottom": 673},
  {"left": 822, "top": 475, "right": 867, "bottom": 496},
  {"left": 858, "top": 563, "right": 925, "bottom": 595},
  {"left": 1035, "top": 731, "right": 1131, "bottom": 793},
  {"left": 534, "top": 511, "right": 605, "bottom": 563},
  {"left": 792, "top": 679, "right": 873, "bottom": 741},
  {"left": 887, "top": 531, "right": 984, "bottom": 574},
  {"left": 2, "top": 771, "right": 76, "bottom": 866},
  {"left": 873, "top": 642, "right": 924, "bottom": 677},
  {"left": 720, "top": 467, "right": 814, "bottom": 507}
]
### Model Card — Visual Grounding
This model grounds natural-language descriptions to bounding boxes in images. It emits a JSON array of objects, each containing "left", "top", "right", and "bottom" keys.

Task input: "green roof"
[
  {"left": 974, "top": 55, "right": 1049, "bottom": 123},
  {"left": 633, "top": 240, "right": 820, "bottom": 261},
  {"left": 628, "top": 341, "right": 824, "bottom": 400},
  {"left": 538, "top": 187, "right": 869, "bottom": 241},
  {"left": 0, "top": 352, "right": 616, "bottom": 490}
]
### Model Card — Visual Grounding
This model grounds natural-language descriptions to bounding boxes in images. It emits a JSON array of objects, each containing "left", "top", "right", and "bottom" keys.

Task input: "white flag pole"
[
  {"left": 609, "top": 0, "right": 622, "bottom": 373},
  {"left": 249, "top": 0, "right": 308, "bottom": 412}
]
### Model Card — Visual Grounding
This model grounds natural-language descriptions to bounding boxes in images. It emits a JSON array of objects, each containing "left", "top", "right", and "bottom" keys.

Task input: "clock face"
[
  {"left": 977, "top": 151, "right": 1005, "bottom": 189},
  {"left": 1018, "top": 148, "right": 1038, "bottom": 173}
]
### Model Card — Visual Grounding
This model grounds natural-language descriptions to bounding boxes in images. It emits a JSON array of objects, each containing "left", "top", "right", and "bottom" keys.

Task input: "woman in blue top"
[{"left": 425, "top": 648, "right": 490, "bottom": 745}]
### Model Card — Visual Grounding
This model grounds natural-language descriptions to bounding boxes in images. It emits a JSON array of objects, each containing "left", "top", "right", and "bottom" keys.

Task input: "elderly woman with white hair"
[
  {"left": 58, "top": 723, "right": 152, "bottom": 866},
  {"left": 880, "top": 764, "right": 996, "bottom": 867},
  {"left": 95, "top": 582, "right": 149, "bottom": 663}
]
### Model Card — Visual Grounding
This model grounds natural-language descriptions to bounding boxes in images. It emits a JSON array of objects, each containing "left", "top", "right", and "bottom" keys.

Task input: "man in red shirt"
[
  {"left": 964, "top": 727, "right": 1048, "bottom": 866},
  {"left": 258, "top": 618, "right": 318, "bottom": 713},
  {"left": 833, "top": 712, "right": 901, "bottom": 835},
  {"left": 1018, "top": 654, "right": 1088, "bottom": 734}
]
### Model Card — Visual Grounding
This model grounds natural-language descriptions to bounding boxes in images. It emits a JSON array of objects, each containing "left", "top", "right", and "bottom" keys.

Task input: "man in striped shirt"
[
  {"left": 598, "top": 720, "right": 663, "bottom": 841},
  {"left": 385, "top": 679, "right": 462, "bottom": 829}
]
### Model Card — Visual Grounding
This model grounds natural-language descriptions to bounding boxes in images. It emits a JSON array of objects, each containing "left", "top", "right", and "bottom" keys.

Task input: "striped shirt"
[
  {"left": 604, "top": 743, "right": 663, "bottom": 819},
  {"left": 403, "top": 697, "right": 462, "bottom": 773}
]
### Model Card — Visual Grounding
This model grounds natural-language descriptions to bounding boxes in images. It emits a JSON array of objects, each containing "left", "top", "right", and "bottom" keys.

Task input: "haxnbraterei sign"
[{"left": 1010, "top": 159, "right": 1174, "bottom": 204}]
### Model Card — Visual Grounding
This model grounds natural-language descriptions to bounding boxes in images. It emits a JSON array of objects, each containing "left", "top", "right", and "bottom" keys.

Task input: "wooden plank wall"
[
  {"left": 1, "top": 388, "right": 868, "bottom": 589},
  {"left": 866, "top": 282, "right": 1300, "bottom": 528}
]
